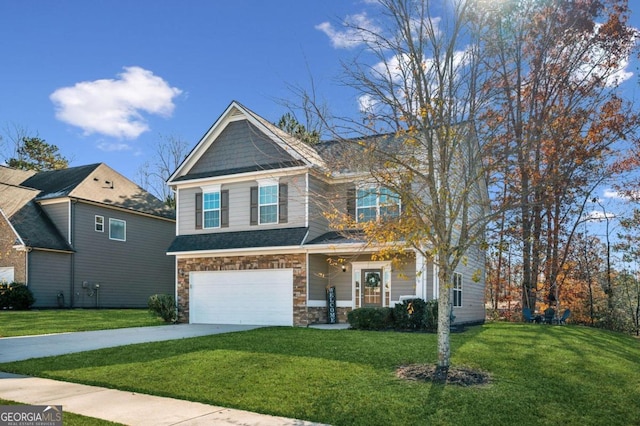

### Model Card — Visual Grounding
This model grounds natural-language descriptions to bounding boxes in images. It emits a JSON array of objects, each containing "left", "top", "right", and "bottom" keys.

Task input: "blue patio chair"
[
  {"left": 522, "top": 307, "right": 533, "bottom": 323},
  {"left": 544, "top": 307, "right": 555, "bottom": 324},
  {"left": 557, "top": 309, "right": 570, "bottom": 325}
]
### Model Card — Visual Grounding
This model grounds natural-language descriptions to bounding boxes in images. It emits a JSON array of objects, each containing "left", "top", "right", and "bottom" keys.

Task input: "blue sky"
[
  {"left": 1, "top": 0, "right": 639, "bottom": 227},
  {"left": 0, "top": 1, "right": 368, "bottom": 180}
]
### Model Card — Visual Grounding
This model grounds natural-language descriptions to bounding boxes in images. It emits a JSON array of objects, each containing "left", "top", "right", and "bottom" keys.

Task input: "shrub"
[
  {"left": 392, "top": 298, "right": 428, "bottom": 330},
  {"left": 0, "top": 283, "right": 36, "bottom": 310},
  {"left": 347, "top": 307, "right": 392, "bottom": 330},
  {"left": 391, "top": 298, "right": 438, "bottom": 332},
  {"left": 148, "top": 294, "right": 177, "bottom": 322},
  {"left": 422, "top": 299, "right": 438, "bottom": 332}
]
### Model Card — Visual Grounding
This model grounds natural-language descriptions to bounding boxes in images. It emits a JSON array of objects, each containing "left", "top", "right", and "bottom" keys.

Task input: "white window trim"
[
  {"left": 109, "top": 218, "right": 126, "bottom": 241},
  {"left": 257, "top": 178, "right": 279, "bottom": 225},
  {"left": 95, "top": 215, "right": 104, "bottom": 232},
  {"left": 202, "top": 184, "right": 222, "bottom": 229},
  {"left": 356, "top": 185, "right": 401, "bottom": 223}
]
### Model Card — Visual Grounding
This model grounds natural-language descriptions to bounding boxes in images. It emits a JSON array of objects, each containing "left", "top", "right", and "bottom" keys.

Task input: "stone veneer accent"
[
  {"left": 177, "top": 253, "right": 308, "bottom": 326},
  {"left": 307, "top": 307, "right": 351, "bottom": 325},
  {"left": 0, "top": 217, "right": 26, "bottom": 283}
]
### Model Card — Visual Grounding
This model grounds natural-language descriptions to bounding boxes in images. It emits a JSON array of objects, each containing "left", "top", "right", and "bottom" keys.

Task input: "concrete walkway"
[{"left": 0, "top": 325, "right": 329, "bottom": 425}]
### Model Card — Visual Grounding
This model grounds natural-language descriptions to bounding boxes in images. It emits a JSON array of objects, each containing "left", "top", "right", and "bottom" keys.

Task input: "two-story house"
[
  {"left": 167, "top": 101, "right": 486, "bottom": 326},
  {"left": 0, "top": 163, "right": 175, "bottom": 308}
]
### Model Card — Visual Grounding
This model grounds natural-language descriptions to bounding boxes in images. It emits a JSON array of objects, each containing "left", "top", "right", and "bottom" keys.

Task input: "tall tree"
[
  {"left": 480, "top": 0, "right": 639, "bottom": 313},
  {"left": 313, "top": 0, "right": 497, "bottom": 378},
  {"left": 137, "top": 134, "right": 189, "bottom": 208},
  {"left": 7, "top": 136, "right": 68, "bottom": 171},
  {"left": 276, "top": 113, "right": 320, "bottom": 145}
]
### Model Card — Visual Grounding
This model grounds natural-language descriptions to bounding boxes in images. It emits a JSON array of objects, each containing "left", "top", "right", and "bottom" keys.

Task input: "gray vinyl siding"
[
  {"left": 308, "top": 254, "right": 329, "bottom": 300},
  {"left": 178, "top": 174, "right": 306, "bottom": 235},
  {"left": 28, "top": 250, "right": 72, "bottom": 308},
  {"left": 71, "top": 202, "right": 175, "bottom": 308},
  {"left": 40, "top": 201, "right": 70, "bottom": 242},
  {"left": 307, "top": 176, "right": 331, "bottom": 240},
  {"left": 390, "top": 257, "right": 417, "bottom": 302},
  {"left": 308, "top": 254, "right": 352, "bottom": 301},
  {"left": 189, "top": 120, "right": 296, "bottom": 175},
  {"left": 451, "top": 242, "right": 486, "bottom": 324}
]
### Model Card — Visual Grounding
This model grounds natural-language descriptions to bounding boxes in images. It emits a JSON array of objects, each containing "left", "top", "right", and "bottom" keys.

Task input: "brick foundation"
[{"left": 177, "top": 253, "right": 308, "bottom": 326}]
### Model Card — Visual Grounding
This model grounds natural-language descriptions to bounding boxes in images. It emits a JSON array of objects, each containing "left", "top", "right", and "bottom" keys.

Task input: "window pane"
[
  {"left": 203, "top": 192, "right": 219, "bottom": 210},
  {"left": 204, "top": 210, "right": 220, "bottom": 228},
  {"left": 259, "top": 185, "right": 278, "bottom": 205},
  {"left": 357, "top": 207, "right": 377, "bottom": 222},
  {"left": 109, "top": 219, "right": 126, "bottom": 241},
  {"left": 356, "top": 188, "right": 376, "bottom": 208},
  {"left": 260, "top": 205, "right": 277, "bottom": 224},
  {"left": 380, "top": 187, "right": 400, "bottom": 218},
  {"left": 203, "top": 192, "right": 221, "bottom": 228}
]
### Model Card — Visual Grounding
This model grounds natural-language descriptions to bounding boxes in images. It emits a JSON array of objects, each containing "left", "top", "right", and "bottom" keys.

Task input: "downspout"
[{"left": 69, "top": 199, "right": 76, "bottom": 307}]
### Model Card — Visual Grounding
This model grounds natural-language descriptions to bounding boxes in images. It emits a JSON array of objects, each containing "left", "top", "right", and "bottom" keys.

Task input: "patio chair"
[
  {"left": 556, "top": 309, "right": 571, "bottom": 325},
  {"left": 522, "top": 307, "right": 534, "bottom": 323},
  {"left": 543, "top": 307, "right": 555, "bottom": 324}
]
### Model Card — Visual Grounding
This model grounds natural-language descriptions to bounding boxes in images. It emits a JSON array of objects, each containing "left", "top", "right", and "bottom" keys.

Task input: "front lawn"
[
  {"left": 0, "top": 309, "right": 166, "bottom": 337},
  {"left": 1, "top": 323, "right": 638, "bottom": 425}
]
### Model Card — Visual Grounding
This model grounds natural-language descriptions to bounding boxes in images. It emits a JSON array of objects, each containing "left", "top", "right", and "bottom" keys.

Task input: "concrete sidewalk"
[{"left": 0, "top": 372, "right": 325, "bottom": 425}]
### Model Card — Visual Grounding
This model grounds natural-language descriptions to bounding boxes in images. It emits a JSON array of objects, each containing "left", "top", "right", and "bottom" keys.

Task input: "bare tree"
[
  {"left": 310, "top": 0, "right": 499, "bottom": 378},
  {"left": 137, "top": 134, "right": 189, "bottom": 207}
]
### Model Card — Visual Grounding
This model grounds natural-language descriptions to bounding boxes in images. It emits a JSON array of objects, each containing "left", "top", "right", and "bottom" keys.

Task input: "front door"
[{"left": 361, "top": 269, "right": 383, "bottom": 307}]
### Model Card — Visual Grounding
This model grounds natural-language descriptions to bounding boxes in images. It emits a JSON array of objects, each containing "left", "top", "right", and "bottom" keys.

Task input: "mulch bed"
[{"left": 396, "top": 364, "right": 491, "bottom": 386}]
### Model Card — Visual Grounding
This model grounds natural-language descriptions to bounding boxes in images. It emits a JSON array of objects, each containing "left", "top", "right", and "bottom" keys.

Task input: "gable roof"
[
  {"left": 9, "top": 163, "right": 174, "bottom": 220},
  {"left": 0, "top": 163, "right": 175, "bottom": 251},
  {"left": 0, "top": 183, "right": 73, "bottom": 252},
  {"left": 168, "top": 101, "right": 326, "bottom": 184}
]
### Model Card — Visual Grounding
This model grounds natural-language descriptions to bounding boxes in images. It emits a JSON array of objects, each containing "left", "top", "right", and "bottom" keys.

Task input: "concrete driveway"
[{"left": 0, "top": 324, "right": 262, "bottom": 363}]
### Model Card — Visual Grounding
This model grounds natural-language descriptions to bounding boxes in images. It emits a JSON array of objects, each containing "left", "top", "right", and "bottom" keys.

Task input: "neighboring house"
[
  {"left": 0, "top": 163, "right": 175, "bottom": 308},
  {"left": 167, "top": 101, "right": 486, "bottom": 326}
]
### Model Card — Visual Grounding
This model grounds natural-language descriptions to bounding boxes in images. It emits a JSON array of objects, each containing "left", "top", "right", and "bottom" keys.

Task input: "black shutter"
[
  {"left": 195, "top": 192, "right": 203, "bottom": 229},
  {"left": 279, "top": 183, "right": 288, "bottom": 223},
  {"left": 221, "top": 189, "right": 229, "bottom": 227},
  {"left": 250, "top": 186, "right": 258, "bottom": 225},
  {"left": 346, "top": 184, "right": 356, "bottom": 220}
]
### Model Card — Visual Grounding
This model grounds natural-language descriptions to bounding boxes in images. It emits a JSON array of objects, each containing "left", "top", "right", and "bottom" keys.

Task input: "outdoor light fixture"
[{"left": 341, "top": 264, "right": 347, "bottom": 272}]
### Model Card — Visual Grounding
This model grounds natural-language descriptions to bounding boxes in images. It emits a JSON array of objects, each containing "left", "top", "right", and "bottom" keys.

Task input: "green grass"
[
  {"left": 0, "top": 323, "right": 638, "bottom": 425},
  {"left": 0, "top": 399, "right": 123, "bottom": 425},
  {"left": 0, "top": 309, "right": 166, "bottom": 337}
]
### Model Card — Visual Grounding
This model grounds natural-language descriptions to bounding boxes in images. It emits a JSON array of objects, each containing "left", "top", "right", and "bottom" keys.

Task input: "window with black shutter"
[
  {"left": 221, "top": 189, "right": 229, "bottom": 227},
  {"left": 250, "top": 186, "right": 258, "bottom": 225}
]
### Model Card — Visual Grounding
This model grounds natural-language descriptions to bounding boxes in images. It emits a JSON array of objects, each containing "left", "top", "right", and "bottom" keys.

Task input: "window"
[
  {"left": 453, "top": 272, "right": 463, "bottom": 307},
  {"left": 356, "top": 186, "right": 401, "bottom": 222},
  {"left": 197, "top": 186, "right": 228, "bottom": 229},
  {"left": 259, "top": 184, "right": 278, "bottom": 224},
  {"left": 109, "top": 218, "right": 126, "bottom": 241},
  {"left": 95, "top": 215, "right": 104, "bottom": 232},
  {"left": 203, "top": 191, "right": 220, "bottom": 228},
  {"left": 250, "top": 181, "right": 287, "bottom": 226}
]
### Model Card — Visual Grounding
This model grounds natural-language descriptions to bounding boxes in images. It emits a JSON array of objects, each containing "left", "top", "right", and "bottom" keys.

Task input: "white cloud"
[
  {"left": 50, "top": 66, "right": 182, "bottom": 139},
  {"left": 315, "top": 13, "right": 382, "bottom": 49},
  {"left": 97, "top": 141, "right": 133, "bottom": 152}
]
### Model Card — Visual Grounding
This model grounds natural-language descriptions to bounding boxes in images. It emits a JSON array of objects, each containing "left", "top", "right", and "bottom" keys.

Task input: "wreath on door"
[{"left": 365, "top": 272, "right": 381, "bottom": 288}]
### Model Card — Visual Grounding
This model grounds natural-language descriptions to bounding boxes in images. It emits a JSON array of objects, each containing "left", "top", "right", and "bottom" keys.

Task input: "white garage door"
[{"left": 190, "top": 269, "right": 293, "bottom": 326}]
